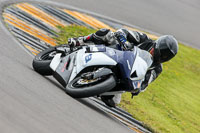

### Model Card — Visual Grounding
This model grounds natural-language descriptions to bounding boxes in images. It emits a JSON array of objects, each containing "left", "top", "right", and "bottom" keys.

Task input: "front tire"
[
  {"left": 66, "top": 75, "right": 116, "bottom": 98},
  {"left": 32, "top": 47, "right": 56, "bottom": 76}
]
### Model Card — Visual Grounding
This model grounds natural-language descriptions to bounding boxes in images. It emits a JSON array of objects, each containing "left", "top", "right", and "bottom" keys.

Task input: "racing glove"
[
  {"left": 131, "top": 88, "right": 141, "bottom": 98},
  {"left": 115, "top": 31, "right": 127, "bottom": 43},
  {"left": 114, "top": 31, "right": 127, "bottom": 50},
  {"left": 131, "top": 91, "right": 140, "bottom": 98},
  {"left": 68, "top": 37, "right": 84, "bottom": 48}
]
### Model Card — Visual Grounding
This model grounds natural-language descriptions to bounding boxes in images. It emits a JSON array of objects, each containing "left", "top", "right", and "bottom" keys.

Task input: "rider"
[{"left": 68, "top": 28, "right": 178, "bottom": 107}]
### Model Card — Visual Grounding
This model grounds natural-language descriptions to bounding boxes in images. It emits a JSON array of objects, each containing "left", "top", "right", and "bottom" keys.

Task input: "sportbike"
[{"left": 32, "top": 43, "right": 152, "bottom": 98}]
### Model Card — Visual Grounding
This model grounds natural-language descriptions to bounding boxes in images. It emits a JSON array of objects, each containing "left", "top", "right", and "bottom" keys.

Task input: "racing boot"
[{"left": 101, "top": 94, "right": 121, "bottom": 108}]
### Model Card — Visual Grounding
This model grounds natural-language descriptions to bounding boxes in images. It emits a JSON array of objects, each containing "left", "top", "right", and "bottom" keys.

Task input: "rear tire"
[{"left": 66, "top": 75, "right": 116, "bottom": 98}]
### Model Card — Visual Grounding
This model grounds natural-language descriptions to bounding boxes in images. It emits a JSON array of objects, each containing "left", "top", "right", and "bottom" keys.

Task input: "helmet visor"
[{"left": 160, "top": 48, "right": 175, "bottom": 62}]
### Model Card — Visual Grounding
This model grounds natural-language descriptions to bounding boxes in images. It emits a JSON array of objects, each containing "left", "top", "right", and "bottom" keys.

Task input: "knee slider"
[{"left": 95, "top": 28, "right": 110, "bottom": 36}]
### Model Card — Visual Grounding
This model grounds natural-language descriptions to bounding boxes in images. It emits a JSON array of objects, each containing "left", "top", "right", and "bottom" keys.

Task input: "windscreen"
[{"left": 137, "top": 47, "right": 153, "bottom": 68}]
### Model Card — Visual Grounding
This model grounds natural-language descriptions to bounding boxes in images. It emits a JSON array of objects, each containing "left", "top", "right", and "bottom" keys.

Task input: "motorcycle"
[{"left": 32, "top": 43, "right": 152, "bottom": 98}]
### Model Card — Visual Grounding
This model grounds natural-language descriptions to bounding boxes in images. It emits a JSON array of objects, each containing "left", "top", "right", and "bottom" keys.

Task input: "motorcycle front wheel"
[
  {"left": 66, "top": 74, "right": 116, "bottom": 98},
  {"left": 32, "top": 47, "right": 57, "bottom": 76},
  {"left": 32, "top": 45, "right": 70, "bottom": 76}
]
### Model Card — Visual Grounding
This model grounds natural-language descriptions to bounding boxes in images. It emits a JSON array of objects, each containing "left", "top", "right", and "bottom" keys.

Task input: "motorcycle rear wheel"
[{"left": 66, "top": 75, "right": 116, "bottom": 98}]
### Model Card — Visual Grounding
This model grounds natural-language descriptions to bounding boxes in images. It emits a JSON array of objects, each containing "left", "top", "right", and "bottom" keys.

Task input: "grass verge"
[
  {"left": 54, "top": 25, "right": 200, "bottom": 133},
  {"left": 53, "top": 25, "right": 96, "bottom": 45}
]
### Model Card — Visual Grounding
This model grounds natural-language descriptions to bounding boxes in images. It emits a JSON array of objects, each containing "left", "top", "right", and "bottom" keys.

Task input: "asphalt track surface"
[
  {"left": 0, "top": 0, "right": 199, "bottom": 133},
  {"left": 0, "top": 1, "right": 134, "bottom": 133},
  {"left": 55, "top": 0, "right": 200, "bottom": 49}
]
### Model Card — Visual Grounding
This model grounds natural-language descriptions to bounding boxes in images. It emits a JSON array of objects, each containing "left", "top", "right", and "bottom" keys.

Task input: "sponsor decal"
[
  {"left": 132, "top": 81, "right": 141, "bottom": 89},
  {"left": 61, "top": 62, "right": 68, "bottom": 72},
  {"left": 86, "top": 35, "right": 91, "bottom": 40},
  {"left": 85, "top": 54, "right": 92, "bottom": 63}
]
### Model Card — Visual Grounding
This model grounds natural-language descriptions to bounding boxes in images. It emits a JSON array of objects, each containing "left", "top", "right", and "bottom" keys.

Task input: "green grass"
[
  {"left": 54, "top": 25, "right": 200, "bottom": 133},
  {"left": 53, "top": 25, "right": 97, "bottom": 45}
]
